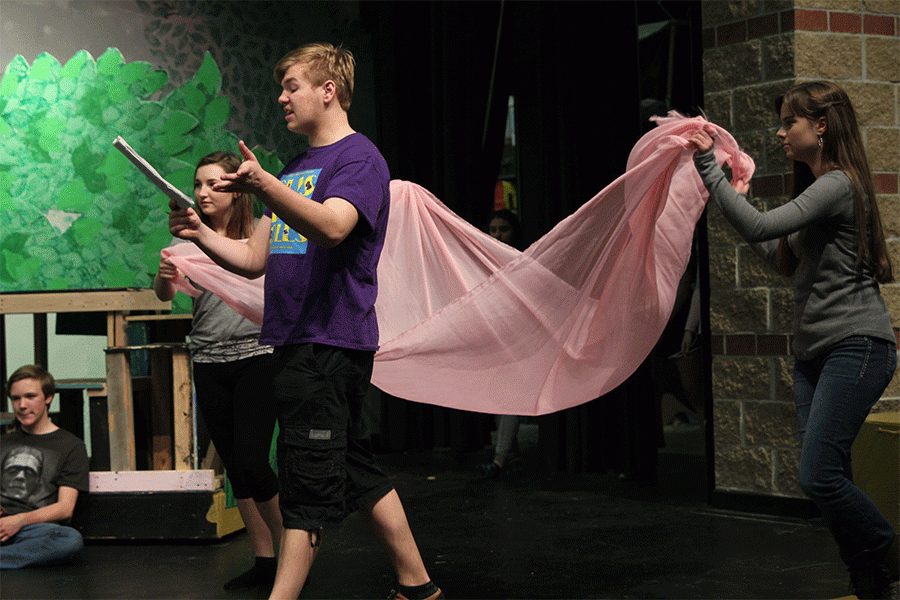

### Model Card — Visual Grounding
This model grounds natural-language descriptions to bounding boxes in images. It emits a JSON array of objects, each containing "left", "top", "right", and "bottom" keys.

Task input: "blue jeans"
[
  {"left": 794, "top": 335, "right": 897, "bottom": 568},
  {"left": 0, "top": 523, "right": 84, "bottom": 569}
]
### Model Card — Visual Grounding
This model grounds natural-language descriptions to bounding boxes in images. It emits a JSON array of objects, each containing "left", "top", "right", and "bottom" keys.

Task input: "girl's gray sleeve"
[{"left": 693, "top": 150, "right": 848, "bottom": 243}]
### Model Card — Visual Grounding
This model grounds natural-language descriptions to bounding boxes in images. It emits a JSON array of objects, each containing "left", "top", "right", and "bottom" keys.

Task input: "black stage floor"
[{"left": 1, "top": 425, "right": 852, "bottom": 600}]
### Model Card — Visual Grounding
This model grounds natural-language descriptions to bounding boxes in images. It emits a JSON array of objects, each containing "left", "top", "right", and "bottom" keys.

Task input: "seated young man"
[{"left": 1, "top": 365, "right": 89, "bottom": 569}]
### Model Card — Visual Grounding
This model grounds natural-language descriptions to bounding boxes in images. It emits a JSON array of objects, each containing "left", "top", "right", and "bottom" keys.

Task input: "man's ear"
[{"left": 321, "top": 80, "right": 337, "bottom": 104}]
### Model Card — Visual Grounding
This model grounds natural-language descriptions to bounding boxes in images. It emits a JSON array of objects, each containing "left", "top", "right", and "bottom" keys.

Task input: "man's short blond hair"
[{"left": 274, "top": 43, "right": 355, "bottom": 111}]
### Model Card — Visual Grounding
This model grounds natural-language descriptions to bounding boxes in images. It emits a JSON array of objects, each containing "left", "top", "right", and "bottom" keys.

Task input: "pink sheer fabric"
[
  {"left": 161, "top": 241, "right": 265, "bottom": 327},
  {"left": 162, "top": 114, "right": 753, "bottom": 416}
]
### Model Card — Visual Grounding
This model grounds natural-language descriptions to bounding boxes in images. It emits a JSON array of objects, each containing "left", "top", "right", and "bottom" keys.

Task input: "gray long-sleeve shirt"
[{"left": 694, "top": 150, "right": 894, "bottom": 360}]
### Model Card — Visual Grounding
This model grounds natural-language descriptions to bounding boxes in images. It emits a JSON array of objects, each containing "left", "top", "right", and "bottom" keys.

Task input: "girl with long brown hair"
[
  {"left": 155, "top": 151, "right": 282, "bottom": 591},
  {"left": 690, "top": 81, "right": 897, "bottom": 599}
]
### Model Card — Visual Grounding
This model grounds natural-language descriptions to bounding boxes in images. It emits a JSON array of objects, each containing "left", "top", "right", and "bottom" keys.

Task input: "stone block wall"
[{"left": 699, "top": 0, "right": 899, "bottom": 498}]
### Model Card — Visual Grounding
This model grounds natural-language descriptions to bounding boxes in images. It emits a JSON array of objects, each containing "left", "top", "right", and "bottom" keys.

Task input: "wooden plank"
[
  {"left": 89, "top": 469, "right": 217, "bottom": 492},
  {"left": 172, "top": 347, "right": 193, "bottom": 470},
  {"left": 0, "top": 289, "right": 170, "bottom": 314},
  {"left": 105, "top": 349, "right": 136, "bottom": 471},
  {"left": 124, "top": 314, "right": 192, "bottom": 322},
  {"left": 110, "top": 312, "right": 128, "bottom": 348},
  {"left": 57, "top": 378, "right": 107, "bottom": 390},
  {"left": 106, "top": 312, "right": 115, "bottom": 348},
  {"left": 102, "top": 343, "right": 189, "bottom": 351}
]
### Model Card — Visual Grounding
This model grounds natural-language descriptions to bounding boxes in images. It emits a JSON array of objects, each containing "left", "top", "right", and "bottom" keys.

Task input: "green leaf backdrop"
[{"left": 0, "top": 49, "right": 283, "bottom": 315}]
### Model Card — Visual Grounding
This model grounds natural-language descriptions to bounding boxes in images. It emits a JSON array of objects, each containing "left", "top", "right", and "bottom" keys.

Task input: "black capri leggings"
[{"left": 193, "top": 354, "right": 279, "bottom": 502}]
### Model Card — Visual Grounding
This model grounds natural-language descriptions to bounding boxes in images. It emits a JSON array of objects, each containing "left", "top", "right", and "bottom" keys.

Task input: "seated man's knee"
[
  {"left": 51, "top": 525, "right": 84, "bottom": 554},
  {"left": 65, "top": 528, "right": 84, "bottom": 553}
]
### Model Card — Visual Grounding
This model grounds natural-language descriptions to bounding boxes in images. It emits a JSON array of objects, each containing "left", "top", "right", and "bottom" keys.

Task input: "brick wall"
[{"left": 699, "top": 0, "right": 899, "bottom": 498}]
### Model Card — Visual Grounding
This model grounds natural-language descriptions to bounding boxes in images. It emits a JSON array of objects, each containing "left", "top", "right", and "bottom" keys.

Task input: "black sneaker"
[
  {"left": 477, "top": 461, "right": 502, "bottom": 477},
  {"left": 849, "top": 565, "right": 899, "bottom": 599}
]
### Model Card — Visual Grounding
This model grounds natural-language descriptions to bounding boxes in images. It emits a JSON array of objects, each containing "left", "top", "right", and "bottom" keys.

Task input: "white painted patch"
[{"left": 45, "top": 208, "right": 81, "bottom": 234}]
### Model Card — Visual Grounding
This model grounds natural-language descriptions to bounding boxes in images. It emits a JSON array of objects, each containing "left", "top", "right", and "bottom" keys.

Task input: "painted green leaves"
[{"left": 0, "top": 48, "right": 280, "bottom": 296}]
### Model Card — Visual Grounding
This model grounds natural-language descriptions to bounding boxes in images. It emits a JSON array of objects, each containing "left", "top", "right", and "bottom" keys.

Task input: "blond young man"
[
  {"left": 168, "top": 43, "right": 442, "bottom": 600},
  {"left": 1, "top": 365, "right": 89, "bottom": 569}
]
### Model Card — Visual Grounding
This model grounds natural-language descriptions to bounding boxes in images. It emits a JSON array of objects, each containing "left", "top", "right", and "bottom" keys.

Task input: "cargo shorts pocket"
[{"left": 278, "top": 425, "right": 348, "bottom": 512}]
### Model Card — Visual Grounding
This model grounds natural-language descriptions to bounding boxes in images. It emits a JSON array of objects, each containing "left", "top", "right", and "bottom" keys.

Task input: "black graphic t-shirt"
[{"left": 1, "top": 428, "right": 89, "bottom": 518}]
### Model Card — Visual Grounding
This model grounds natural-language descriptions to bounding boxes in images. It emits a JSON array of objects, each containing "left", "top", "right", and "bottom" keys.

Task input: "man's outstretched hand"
[{"left": 214, "top": 140, "right": 270, "bottom": 195}]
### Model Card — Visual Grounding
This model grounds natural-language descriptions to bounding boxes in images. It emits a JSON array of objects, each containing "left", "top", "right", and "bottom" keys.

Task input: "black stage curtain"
[
  {"left": 362, "top": 1, "right": 509, "bottom": 453},
  {"left": 361, "top": 1, "right": 509, "bottom": 223},
  {"left": 362, "top": 2, "right": 650, "bottom": 468}
]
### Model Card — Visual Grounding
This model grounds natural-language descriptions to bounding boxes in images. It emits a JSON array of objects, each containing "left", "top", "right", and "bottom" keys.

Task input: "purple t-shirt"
[{"left": 261, "top": 133, "right": 390, "bottom": 351}]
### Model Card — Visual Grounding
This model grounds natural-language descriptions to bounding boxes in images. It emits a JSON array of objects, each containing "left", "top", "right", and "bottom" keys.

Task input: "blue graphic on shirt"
[{"left": 270, "top": 168, "right": 319, "bottom": 255}]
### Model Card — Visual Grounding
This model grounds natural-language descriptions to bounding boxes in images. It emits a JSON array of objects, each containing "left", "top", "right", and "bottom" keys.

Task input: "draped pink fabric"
[
  {"left": 162, "top": 114, "right": 753, "bottom": 416},
  {"left": 161, "top": 241, "right": 266, "bottom": 327}
]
